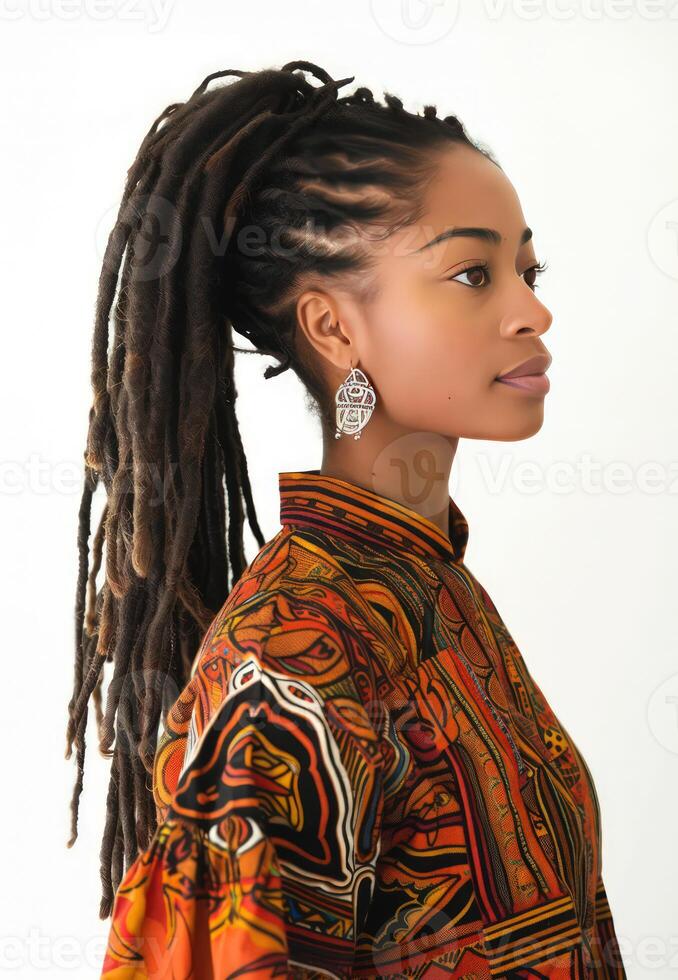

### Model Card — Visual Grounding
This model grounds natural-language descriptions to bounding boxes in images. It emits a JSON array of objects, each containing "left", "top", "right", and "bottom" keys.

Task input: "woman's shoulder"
[
  {"left": 222, "top": 523, "right": 362, "bottom": 619},
  {"left": 213, "top": 523, "right": 385, "bottom": 659}
]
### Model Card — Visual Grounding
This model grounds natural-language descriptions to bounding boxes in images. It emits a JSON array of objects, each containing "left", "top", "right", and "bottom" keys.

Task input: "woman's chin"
[{"left": 491, "top": 409, "right": 546, "bottom": 441}]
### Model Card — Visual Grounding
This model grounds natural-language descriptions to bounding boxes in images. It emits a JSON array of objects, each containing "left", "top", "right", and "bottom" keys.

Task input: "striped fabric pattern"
[{"left": 100, "top": 468, "right": 626, "bottom": 978}]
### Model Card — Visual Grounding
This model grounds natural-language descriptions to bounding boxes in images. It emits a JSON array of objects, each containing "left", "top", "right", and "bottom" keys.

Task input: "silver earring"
[{"left": 334, "top": 361, "right": 377, "bottom": 440}]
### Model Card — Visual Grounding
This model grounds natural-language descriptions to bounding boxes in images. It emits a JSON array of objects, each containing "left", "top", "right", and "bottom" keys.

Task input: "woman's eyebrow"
[{"left": 413, "top": 225, "right": 533, "bottom": 252}]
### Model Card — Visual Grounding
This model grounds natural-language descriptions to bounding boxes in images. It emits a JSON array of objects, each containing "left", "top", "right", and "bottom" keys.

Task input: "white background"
[{"left": 1, "top": 1, "right": 676, "bottom": 976}]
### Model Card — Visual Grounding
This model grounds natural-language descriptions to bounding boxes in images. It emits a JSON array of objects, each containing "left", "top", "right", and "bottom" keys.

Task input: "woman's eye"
[
  {"left": 447, "top": 264, "right": 490, "bottom": 288},
  {"left": 447, "top": 259, "right": 548, "bottom": 291},
  {"left": 523, "top": 260, "right": 548, "bottom": 291}
]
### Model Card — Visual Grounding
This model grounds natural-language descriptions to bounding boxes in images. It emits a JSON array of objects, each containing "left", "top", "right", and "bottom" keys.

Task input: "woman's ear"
[{"left": 295, "top": 290, "right": 357, "bottom": 374}]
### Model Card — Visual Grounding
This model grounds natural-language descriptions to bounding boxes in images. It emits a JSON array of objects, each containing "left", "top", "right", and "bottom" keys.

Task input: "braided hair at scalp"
[{"left": 64, "top": 59, "right": 485, "bottom": 918}]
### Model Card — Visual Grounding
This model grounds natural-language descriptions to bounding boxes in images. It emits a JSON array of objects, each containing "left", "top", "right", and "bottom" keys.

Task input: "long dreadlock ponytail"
[{"left": 64, "top": 60, "right": 483, "bottom": 918}]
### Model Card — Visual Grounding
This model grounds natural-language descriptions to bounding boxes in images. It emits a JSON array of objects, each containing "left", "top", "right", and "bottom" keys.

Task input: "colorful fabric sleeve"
[
  {"left": 100, "top": 581, "right": 386, "bottom": 979},
  {"left": 589, "top": 874, "right": 627, "bottom": 979}
]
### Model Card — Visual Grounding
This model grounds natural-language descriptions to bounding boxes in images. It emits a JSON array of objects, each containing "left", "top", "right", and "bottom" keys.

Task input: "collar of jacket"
[{"left": 278, "top": 468, "right": 469, "bottom": 563}]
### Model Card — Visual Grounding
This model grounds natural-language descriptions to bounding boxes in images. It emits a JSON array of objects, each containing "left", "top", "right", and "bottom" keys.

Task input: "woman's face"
[{"left": 312, "top": 143, "right": 554, "bottom": 445}]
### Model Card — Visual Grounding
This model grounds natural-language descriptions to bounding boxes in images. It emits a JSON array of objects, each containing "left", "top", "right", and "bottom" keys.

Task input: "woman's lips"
[{"left": 495, "top": 373, "right": 550, "bottom": 394}]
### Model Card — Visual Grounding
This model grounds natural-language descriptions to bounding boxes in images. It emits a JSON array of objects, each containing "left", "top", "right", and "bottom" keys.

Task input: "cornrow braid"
[{"left": 65, "top": 59, "right": 484, "bottom": 919}]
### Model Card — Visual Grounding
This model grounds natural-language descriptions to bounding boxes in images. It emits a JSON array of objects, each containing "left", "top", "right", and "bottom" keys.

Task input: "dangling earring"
[{"left": 334, "top": 358, "right": 377, "bottom": 440}]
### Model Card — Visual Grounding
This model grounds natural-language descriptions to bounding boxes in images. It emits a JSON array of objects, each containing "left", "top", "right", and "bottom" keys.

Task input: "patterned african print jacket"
[{"left": 101, "top": 468, "right": 626, "bottom": 979}]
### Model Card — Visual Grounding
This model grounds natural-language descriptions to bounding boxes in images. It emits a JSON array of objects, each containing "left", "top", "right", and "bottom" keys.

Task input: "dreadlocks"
[{"left": 64, "top": 59, "right": 484, "bottom": 918}]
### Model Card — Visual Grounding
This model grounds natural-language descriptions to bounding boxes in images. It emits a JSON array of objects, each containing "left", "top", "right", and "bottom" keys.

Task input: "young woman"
[{"left": 65, "top": 61, "right": 626, "bottom": 978}]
